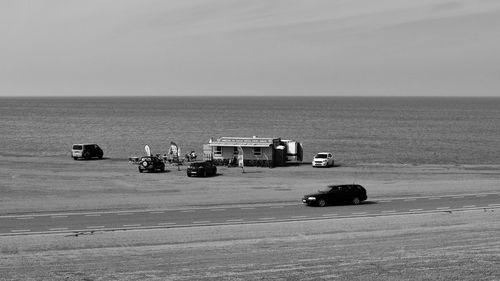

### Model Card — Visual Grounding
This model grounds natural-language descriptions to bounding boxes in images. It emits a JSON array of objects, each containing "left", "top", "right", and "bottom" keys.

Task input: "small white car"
[{"left": 312, "top": 152, "right": 335, "bottom": 167}]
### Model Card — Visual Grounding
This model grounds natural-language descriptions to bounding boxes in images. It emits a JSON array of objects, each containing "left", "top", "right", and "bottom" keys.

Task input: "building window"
[
  {"left": 214, "top": 146, "right": 222, "bottom": 156},
  {"left": 253, "top": 147, "right": 262, "bottom": 156}
]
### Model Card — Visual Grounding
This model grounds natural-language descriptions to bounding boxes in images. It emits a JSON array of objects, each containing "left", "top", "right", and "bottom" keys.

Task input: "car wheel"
[
  {"left": 187, "top": 173, "right": 192, "bottom": 177},
  {"left": 139, "top": 168, "right": 143, "bottom": 173},
  {"left": 317, "top": 199, "right": 326, "bottom": 207},
  {"left": 73, "top": 157, "right": 78, "bottom": 160},
  {"left": 352, "top": 197, "right": 360, "bottom": 205},
  {"left": 83, "top": 153, "right": 90, "bottom": 160}
]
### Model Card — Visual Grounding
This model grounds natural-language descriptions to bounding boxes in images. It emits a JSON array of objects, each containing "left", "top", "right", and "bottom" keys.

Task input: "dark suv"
[
  {"left": 72, "top": 144, "right": 103, "bottom": 160},
  {"left": 138, "top": 156, "right": 165, "bottom": 173},
  {"left": 186, "top": 161, "right": 217, "bottom": 177},
  {"left": 302, "top": 184, "right": 367, "bottom": 207}
]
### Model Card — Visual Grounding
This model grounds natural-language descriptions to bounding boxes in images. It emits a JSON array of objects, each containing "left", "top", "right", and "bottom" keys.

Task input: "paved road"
[{"left": 1, "top": 192, "right": 499, "bottom": 236}]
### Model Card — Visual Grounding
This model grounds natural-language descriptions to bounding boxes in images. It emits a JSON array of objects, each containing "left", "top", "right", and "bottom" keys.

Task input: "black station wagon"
[{"left": 302, "top": 184, "right": 367, "bottom": 207}]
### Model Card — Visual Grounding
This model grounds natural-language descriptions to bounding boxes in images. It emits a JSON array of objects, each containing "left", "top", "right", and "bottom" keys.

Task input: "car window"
[
  {"left": 354, "top": 185, "right": 364, "bottom": 191},
  {"left": 338, "top": 186, "right": 350, "bottom": 192},
  {"left": 73, "top": 145, "right": 83, "bottom": 150},
  {"left": 315, "top": 154, "right": 328, "bottom": 159},
  {"left": 328, "top": 186, "right": 340, "bottom": 192}
]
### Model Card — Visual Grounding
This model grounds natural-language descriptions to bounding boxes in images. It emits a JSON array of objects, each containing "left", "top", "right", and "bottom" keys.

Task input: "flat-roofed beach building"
[{"left": 203, "top": 136, "right": 302, "bottom": 167}]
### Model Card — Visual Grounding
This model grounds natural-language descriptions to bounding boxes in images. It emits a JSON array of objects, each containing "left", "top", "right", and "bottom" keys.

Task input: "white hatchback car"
[{"left": 312, "top": 152, "right": 335, "bottom": 167}]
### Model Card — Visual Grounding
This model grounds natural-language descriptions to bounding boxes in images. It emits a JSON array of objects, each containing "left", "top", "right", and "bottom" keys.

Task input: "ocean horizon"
[{"left": 1, "top": 96, "right": 499, "bottom": 165}]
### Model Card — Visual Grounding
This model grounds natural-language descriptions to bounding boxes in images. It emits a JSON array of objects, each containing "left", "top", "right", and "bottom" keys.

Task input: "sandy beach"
[
  {"left": 1, "top": 155, "right": 499, "bottom": 215},
  {"left": 1, "top": 155, "right": 499, "bottom": 280}
]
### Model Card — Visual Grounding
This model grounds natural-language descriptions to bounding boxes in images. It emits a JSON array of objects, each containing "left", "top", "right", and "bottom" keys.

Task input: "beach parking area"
[
  {"left": 1, "top": 155, "right": 499, "bottom": 214},
  {"left": 1, "top": 156, "right": 499, "bottom": 280}
]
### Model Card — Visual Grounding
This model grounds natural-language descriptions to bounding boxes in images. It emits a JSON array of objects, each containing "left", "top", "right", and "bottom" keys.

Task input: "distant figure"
[
  {"left": 190, "top": 151, "right": 197, "bottom": 161},
  {"left": 228, "top": 156, "right": 237, "bottom": 167}
]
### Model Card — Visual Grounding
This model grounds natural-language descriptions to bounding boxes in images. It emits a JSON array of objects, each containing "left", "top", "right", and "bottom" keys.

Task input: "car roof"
[
  {"left": 73, "top": 143, "right": 98, "bottom": 146},
  {"left": 327, "top": 184, "right": 363, "bottom": 188},
  {"left": 316, "top": 152, "right": 332, "bottom": 154}
]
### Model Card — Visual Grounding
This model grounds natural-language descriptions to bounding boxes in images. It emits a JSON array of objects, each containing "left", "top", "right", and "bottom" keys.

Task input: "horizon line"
[{"left": 1, "top": 94, "right": 499, "bottom": 98}]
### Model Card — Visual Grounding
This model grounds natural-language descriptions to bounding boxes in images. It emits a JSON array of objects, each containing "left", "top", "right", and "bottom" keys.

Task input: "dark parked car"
[
  {"left": 302, "top": 184, "right": 367, "bottom": 207},
  {"left": 138, "top": 156, "right": 165, "bottom": 173},
  {"left": 186, "top": 161, "right": 217, "bottom": 177},
  {"left": 72, "top": 143, "right": 103, "bottom": 160}
]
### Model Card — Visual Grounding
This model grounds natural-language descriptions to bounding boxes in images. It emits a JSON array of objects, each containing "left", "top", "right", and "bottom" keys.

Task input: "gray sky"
[{"left": 1, "top": 0, "right": 500, "bottom": 97}]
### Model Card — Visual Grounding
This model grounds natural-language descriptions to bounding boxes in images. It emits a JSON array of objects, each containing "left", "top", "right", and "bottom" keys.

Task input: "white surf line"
[
  {"left": 192, "top": 221, "right": 211, "bottom": 224},
  {"left": 123, "top": 224, "right": 141, "bottom": 227},
  {"left": 149, "top": 211, "right": 165, "bottom": 214},
  {"left": 241, "top": 207, "right": 255, "bottom": 210},
  {"left": 476, "top": 194, "right": 487, "bottom": 197},
  {"left": 49, "top": 227, "right": 68, "bottom": 231},
  {"left": 375, "top": 192, "right": 500, "bottom": 202},
  {"left": 381, "top": 210, "right": 397, "bottom": 213},
  {"left": 352, "top": 212, "right": 368, "bottom": 215},
  {"left": 452, "top": 196, "right": 464, "bottom": 199},
  {"left": 321, "top": 214, "right": 338, "bottom": 217},
  {"left": 488, "top": 204, "right": 500, "bottom": 207},
  {"left": 86, "top": 226, "right": 105, "bottom": 229},
  {"left": 270, "top": 206, "right": 284, "bottom": 209},
  {"left": 117, "top": 213, "right": 134, "bottom": 216},
  {"left": 378, "top": 200, "right": 392, "bottom": 203},
  {"left": 258, "top": 217, "right": 276, "bottom": 220},
  {"left": 11, "top": 229, "right": 31, "bottom": 233},
  {"left": 84, "top": 214, "right": 101, "bottom": 217},
  {"left": 181, "top": 210, "right": 195, "bottom": 213},
  {"left": 157, "top": 222, "right": 176, "bottom": 226},
  {"left": 210, "top": 209, "right": 227, "bottom": 212},
  {"left": 16, "top": 217, "right": 34, "bottom": 220},
  {"left": 50, "top": 215, "right": 68, "bottom": 219},
  {"left": 226, "top": 219, "right": 244, "bottom": 222}
]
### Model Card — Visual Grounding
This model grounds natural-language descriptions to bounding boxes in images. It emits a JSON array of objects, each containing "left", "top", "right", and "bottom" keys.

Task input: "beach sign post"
[{"left": 237, "top": 146, "right": 244, "bottom": 173}]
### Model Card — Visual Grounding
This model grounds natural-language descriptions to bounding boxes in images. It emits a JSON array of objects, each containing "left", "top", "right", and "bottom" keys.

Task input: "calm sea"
[{"left": 1, "top": 96, "right": 499, "bottom": 165}]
